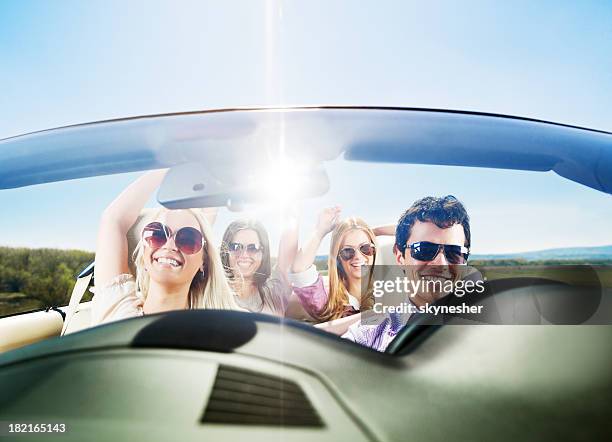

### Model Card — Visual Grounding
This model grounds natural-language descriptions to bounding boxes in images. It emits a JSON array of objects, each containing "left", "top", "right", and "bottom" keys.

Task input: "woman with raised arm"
[
  {"left": 290, "top": 206, "right": 394, "bottom": 327},
  {"left": 220, "top": 209, "right": 298, "bottom": 316},
  {"left": 91, "top": 170, "right": 239, "bottom": 326}
]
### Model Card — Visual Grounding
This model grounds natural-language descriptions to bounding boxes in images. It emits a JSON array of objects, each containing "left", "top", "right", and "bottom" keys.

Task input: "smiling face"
[
  {"left": 143, "top": 210, "right": 205, "bottom": 288},
  {"left": 227, "top": 228, "right": 263, "bottom": 280},
  {"left": 394, "top": 220, "right": 466, "bottom": 306},
  {"left": 337, "top": 229, "right": 375, "bottom": 283}
]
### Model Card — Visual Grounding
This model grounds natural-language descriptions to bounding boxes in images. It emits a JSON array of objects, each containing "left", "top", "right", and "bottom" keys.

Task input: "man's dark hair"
[{"left": 395, "top": 195, "right": 470, "bottom": 254}]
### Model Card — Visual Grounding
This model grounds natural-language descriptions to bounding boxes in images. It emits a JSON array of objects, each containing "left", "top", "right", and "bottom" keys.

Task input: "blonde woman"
[
  {"left": 290, "top": 207, "right": 394, "bottom": 324},
  {"left": 91, "top": 170, "right": 239, "bottom": 326}
]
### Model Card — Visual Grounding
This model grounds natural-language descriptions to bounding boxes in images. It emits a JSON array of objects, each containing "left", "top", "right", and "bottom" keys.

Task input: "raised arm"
[
  {"left": 291, "top": 206, "right": 341, "bottom": 273},
  {"left": 275, "top": 205, "right": 299, "bottom": 277},
  {"left": 372, "top": 224, "right": 397, "bottom": 237},
  {"left": 94, "top": 169, "right": 168, "bottom": 289},
  {"left": 201, "top": 207, "right": 219, "bottom": 227}
]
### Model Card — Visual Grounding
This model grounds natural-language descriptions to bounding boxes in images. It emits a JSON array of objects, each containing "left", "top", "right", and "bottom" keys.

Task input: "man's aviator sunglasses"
[
  {"left": 142, "top": 222, "right": 205, "bottom": 255},
  {"left": 404, "top": 241, "right": 469, "bottom": 264}
]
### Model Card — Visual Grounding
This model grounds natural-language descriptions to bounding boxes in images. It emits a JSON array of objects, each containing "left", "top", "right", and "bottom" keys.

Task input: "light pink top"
[{"left": 288, "top": 265, "right": 361, "bottom": 319}]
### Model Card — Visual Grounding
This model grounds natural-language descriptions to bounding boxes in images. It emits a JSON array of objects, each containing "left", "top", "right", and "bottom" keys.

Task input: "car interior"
[{"left": 0, "top": 107, "right": 611, "bottom": 441}]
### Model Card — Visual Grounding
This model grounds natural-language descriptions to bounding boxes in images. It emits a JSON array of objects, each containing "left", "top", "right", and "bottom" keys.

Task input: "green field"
[{"left": 480, "top": 265, "right": 612, "bottom": 288}]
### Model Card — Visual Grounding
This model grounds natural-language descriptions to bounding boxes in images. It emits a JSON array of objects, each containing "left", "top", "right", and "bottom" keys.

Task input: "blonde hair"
[
  {"left": 132, "top": 208, "right": 239, "bottom": 310},
  {"left": 317, "top": 217, "right": 376, "bottom": 321}
]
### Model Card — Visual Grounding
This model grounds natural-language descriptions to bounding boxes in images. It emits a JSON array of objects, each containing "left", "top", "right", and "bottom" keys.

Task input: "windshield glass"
[{"left": 1, "top": 152, "right": 611, "bottom": 346}]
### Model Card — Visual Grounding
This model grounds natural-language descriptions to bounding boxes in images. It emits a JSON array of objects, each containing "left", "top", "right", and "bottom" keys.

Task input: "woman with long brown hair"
[
  {"left": 290, "top": 207, "right": 393, "bottom": 323},
  {"left": 220, "top": 213, "right": 298, "bottom": 316}
]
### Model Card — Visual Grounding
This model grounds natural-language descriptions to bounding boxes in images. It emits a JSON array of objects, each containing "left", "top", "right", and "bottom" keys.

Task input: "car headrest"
[{"left": 374, "top": 236, "right": 396, "bottom": 266}]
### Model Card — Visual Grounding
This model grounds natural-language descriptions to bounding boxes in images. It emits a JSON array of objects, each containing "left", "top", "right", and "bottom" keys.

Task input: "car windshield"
[{"left": 1, "top": 110, "right": 611, "bottom": 352}]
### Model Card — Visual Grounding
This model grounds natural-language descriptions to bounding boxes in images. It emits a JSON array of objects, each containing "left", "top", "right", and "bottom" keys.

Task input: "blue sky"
[{"left": 0, "top": 0, "right": 611, "bottom": 254}]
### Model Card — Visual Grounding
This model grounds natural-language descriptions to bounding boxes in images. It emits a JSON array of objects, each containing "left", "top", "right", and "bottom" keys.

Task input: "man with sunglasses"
[
  {"left": 393, "top": 195, "right": 470, "bottom": 307},
  {"left": 342, "top": 195, "right": 471, "bottom": 352}
]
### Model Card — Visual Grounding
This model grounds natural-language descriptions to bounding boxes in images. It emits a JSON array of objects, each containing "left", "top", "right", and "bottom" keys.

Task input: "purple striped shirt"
[{"left": 342, "top": 311, "right": 410, "bottom": 352}]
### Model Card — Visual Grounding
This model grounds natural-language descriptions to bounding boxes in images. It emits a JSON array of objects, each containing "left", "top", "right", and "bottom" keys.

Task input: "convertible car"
[{"left": 0, "top": 107, "right": 611, "bottom": 441}]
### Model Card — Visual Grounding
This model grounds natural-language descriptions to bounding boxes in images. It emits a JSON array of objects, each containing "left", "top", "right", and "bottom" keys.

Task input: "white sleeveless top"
[{"left": 90, "top": 274, "right": 144, "bottom": 326}]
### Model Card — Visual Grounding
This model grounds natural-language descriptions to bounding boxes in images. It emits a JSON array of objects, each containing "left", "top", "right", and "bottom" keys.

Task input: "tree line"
[
  {"left": 0, "top": 246, "right": 94, "bottom": 308},
  {"left": 1, "top": 245, "right": 610, "bottom": 314},
  {"left": 469, "top": 258, "right": 612, "bottom": 266}
]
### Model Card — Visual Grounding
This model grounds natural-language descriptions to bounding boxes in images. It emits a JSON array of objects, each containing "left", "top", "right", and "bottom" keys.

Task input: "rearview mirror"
[{"left": 157, "top": 161, "right": 330, "bottom": 209}]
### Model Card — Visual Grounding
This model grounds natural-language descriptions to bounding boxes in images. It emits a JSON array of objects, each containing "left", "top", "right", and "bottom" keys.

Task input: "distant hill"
[
  {"left": 314, "top": 245, "right": 612, "bottom": 264},
  {"left": 472, "top": 245, "right": 612, "bottom": 261}
]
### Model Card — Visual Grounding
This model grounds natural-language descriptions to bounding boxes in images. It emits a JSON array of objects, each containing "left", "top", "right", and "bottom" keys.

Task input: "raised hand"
[{"left": 315, "top": 206, "right": 341, "bottom": 238}]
